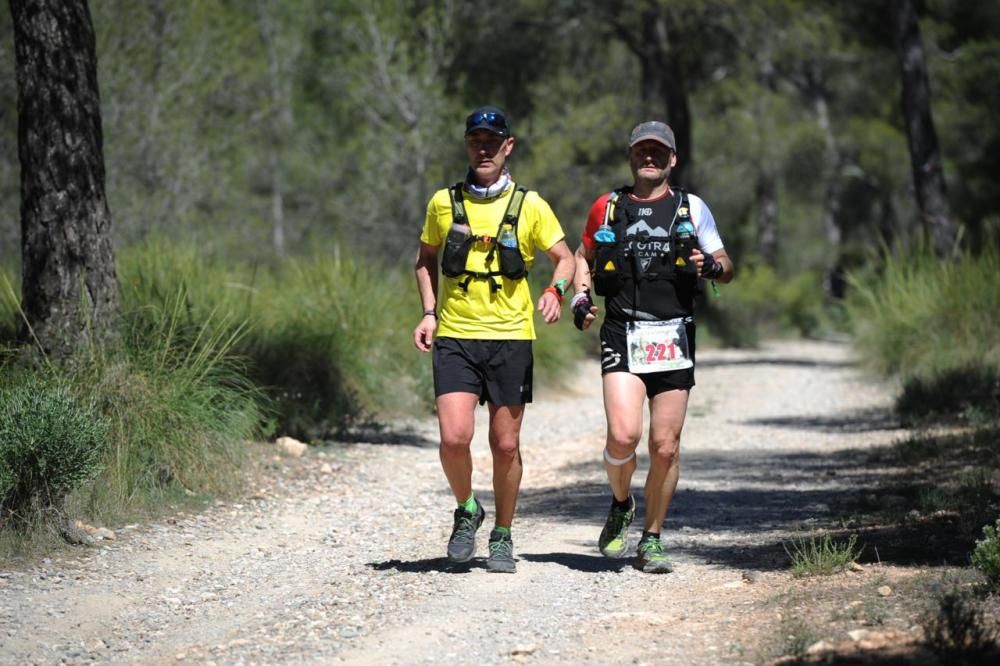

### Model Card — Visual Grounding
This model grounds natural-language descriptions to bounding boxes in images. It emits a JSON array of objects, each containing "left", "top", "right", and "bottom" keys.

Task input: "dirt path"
[{"left": 2, "top": 339, "right": 942, "bottom": 665}]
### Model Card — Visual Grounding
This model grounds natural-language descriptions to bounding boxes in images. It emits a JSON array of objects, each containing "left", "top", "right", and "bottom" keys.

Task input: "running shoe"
[
  {"left": 446, "top": 500, "right": 486, "bottom": 563},
  {"left": 636, "top": 534, "right": 674, "bottom": 573},
  {"left": 598, "top": 495, "right": 635, "bottom": 558},
  {"left": 486, "top": 529, "right": 516, "bottom": 573}
]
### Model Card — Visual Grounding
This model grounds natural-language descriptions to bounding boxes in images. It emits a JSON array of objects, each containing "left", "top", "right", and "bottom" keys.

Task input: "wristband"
[
  {"left": 570, "top": 291, "right": 591, "bottom": 310},
  {"left": 571, "top": 289, "right": 594, "bottom": 331},
  {"left": 553, "top": 279, "right": 568, "bottom": 297},
  {"left": 702, "top": 254, "right": 723, "bottom": 280},
  {"left": 543, "top": 287, "right": 563, "bottom": 305},
  {"left": 422, "top": 309, "right": 437, "bottom": 318}
]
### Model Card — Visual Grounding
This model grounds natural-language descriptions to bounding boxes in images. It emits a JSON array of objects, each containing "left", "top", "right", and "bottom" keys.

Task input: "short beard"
[{"left": 634, "top": 166, "right": 671, "bottom": 187}]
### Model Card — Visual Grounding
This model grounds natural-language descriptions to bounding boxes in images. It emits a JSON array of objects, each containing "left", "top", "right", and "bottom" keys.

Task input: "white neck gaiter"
[{"left": 465, "top": 167, "right": 512, "bottom": 200}]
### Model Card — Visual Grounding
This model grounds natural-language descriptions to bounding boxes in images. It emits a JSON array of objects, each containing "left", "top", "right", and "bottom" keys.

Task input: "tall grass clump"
[
  {"left": 1, "top": 267, "right": 20, "bottom": 349},
  {"left": 247, "top": 248, "right": 435, "bottom": 438},
  {"left": 785, "top": 532, "right": 861, "bottom": 576},
  {"left": 846, "top": 247, "right": 1000, "bottom": 413},
  {"left": 0, "top": 376, "right": 107, "bottom": 530},
  {"left": 77, "top": 288, "right": 263, "bottom": 517},
  {"left": 116, "top": 241, "right": 437, "bottom": 438}
]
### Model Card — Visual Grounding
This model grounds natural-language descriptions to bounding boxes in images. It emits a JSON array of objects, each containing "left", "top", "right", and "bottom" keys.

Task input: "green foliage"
[
  {"left": 847, "top": 247, "right": 1000, "bottom": 418},
  {"left": 972, "top": 518, "right": 1000, "bottom": 587},
  {"left": 897, "top": 365, "right": 1000, "bottom": 425},
  {"left": 0, "top": 267, "right": 18, "bottom": 345},
  {"left": 921, "top": 585, "right": 1000, "bottom": 663},
  {"left": 0, "top": 270, "right": 264, "bottom": 529},
  {"left": 116, "top": 240, "right": 586, "bottom": 439},
  {"left": 0, "top": 379, "right": 106, "bottom": 529},
  {"left": 82, "top": 290, "right": 261, "bottom": 512},
  {"left": 779, "top": 616, "right": 820, "bottom": 659},
  {"left": 785, "top": 533, "right": 861, "bottom": 577},
  {"left": 700, "top": 262, "right": 826, "bottom": 347}
]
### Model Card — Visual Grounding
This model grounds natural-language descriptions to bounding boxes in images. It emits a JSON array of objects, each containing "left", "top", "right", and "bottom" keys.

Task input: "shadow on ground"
[
  {"left": 516, "top": 434, "right": 986, "bottom": 572},
  {"left": 739, "top": 408, "right": 901, "bottom": 433},
  {"left": 367, "top": 557, "right": 486, "bottom": 574},
  {"left": 696, "top": 356, "right": 856, "bottom": 370},
  {"left": 518, "top": 551, "right": 632, "bottom": 573}
]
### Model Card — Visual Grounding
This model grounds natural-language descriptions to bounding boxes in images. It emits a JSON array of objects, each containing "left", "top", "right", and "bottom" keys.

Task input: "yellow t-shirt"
[{"left": 420, "top": 184, "right": 564, "bottom": 339}]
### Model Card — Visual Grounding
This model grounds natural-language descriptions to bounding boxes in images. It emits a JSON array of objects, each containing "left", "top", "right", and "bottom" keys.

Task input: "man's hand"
[
  {"left": 690, "top": 247, "right": 723, "bottom": 279},
  {"left": 537, "top": 288, "right": 562, "bottom": 324},
  {"left": 571, "top": 291, "right": 598, "bottom": 331},
  {"left": 413, "top": 314, "right": 436, "bottom": 352}
]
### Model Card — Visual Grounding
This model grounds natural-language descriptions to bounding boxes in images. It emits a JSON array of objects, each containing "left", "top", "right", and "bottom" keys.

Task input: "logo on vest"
[{"left": 626, "top": 220, "right": 670, "bottom": 271}]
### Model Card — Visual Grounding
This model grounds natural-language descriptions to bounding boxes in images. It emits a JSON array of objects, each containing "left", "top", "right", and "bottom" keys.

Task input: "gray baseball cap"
[{"left": 628, "top": 121, "right": 676, "bottom": 152}]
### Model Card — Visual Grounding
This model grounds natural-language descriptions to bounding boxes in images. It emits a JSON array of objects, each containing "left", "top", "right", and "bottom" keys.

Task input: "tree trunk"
[
  {"left": 10, "top": 0, "right": 119, "bottom": 357},
  {"left": 814, "top": 93, "right": 847, "bottom": 299},
  {"left": 893, "top": 0, "right": 956, "bottom": 257},
  {"left": 755, "top": 172, "right": 779, "bottom": 260}
]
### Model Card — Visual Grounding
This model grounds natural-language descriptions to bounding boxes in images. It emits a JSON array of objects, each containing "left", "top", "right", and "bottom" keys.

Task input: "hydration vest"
[
  {"left": 592, "top": 188, "right": 696, "bottom": 298},
  {"left": 441, "top": 183, "right": 528, "bottom": 292}
]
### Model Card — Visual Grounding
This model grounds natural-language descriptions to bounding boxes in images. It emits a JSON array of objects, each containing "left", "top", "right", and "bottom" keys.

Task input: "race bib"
[{"left": 626, "top": 318, "right": 693, "bottom": 374}]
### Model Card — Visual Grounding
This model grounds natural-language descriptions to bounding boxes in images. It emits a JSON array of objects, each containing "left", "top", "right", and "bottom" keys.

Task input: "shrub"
[
  {"left": 699, "top": 261, "right": 826, "bottom": 347},
  {"left": 897, "top": 365, "right": 1000, "bottom": 425},
  {"left": 972, "top": 518, "right": 1000, "bottom": 587},
  {"left": 0, "top": 380, "right": 106, "bottom": 529},
  {"left": 921, "top": 586, "right": 1000, "bottom": 663}
]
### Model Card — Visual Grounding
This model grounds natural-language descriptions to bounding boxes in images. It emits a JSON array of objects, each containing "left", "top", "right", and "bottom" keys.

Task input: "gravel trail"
[{"left": 0, "top": 339, "right": 913, "bottom": 664}]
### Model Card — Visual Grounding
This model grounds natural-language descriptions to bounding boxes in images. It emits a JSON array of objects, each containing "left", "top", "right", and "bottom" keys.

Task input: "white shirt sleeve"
[{"left": 688, "top": 194, "right": 724, "bottom": 255}]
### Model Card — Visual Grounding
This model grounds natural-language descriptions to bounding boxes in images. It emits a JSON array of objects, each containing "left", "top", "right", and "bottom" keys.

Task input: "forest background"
[{"left": 0, "top": 0, "right": 998, "bottom": 548}]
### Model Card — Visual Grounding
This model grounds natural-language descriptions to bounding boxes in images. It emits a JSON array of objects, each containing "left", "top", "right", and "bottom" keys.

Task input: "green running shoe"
[
  {"left": 486, "top": 529, "right": 516, "bottom": 573},
  {"left": 636, "top": 534, "right": 673, "bottom": 573},
  {"left": 598, "top": 495, "right": 635, "bottom": 558},
  {"left": 447, "top": 499, "right": 485, "bottom": 563}
]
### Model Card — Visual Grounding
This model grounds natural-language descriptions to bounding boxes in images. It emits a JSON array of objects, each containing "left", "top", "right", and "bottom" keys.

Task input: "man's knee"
[
  {"left": 649, "top": 435, "right": 680, "bottom": 467},
  {"left": 606, "top": 428, "right": 640, "bottom": 458},
  {"left": 440, "top": 428, "right": 474, "bottom": 453},
  {"left": 489, "top": 435, "right": 520, "bottom": 459}
]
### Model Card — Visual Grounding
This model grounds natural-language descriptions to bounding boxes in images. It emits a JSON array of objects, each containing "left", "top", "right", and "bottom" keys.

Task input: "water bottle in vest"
[
  {"left": 442, "top": 221, "right": 472, "bottom": 277},
  {"left": 673, "top": 220, "right": 698, "bottom": 276},
  {"left": 498, "top": 224, "right": 517, "bottom": 248},
  {"left": 497, "top": 223, "right": 526, "bottom": 279},
  {"left": 594, "top": 222, "right": 615, "bottom": 244}
]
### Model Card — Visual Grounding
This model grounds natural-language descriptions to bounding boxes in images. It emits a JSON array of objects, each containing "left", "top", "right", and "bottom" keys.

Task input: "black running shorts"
[
  {"left": 432, "top": 337, "right": 533, "bottom": 406},
  {"left": 599, "top": 319, "right": 696, "bottom": 398}
]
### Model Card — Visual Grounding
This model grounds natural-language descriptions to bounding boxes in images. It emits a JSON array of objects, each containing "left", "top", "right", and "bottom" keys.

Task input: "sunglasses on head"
[{"left": 466, "top": 111, "right": 509, "bottom": 133}]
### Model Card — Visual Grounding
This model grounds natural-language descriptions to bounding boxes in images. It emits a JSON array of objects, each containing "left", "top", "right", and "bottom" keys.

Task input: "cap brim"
[
  {"left": 465, "top": 124, "right": 509, "bottom": 136},
  {"left": 629, "top": 134, "right": 675, "bottom": 150}
]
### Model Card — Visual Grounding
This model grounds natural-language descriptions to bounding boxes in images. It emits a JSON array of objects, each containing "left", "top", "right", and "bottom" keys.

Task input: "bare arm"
[
  {"left": 413, "top": 242, "right": 439, "bottom": 352},
  {"left": 537, "top": 239, "right": 575, "bottom": 324},
  {"left": 570, "top": 242, "right": 599, "bottom": 330},
  {"left": 572, "top": 242, "right": 595, "bottom": 295}
]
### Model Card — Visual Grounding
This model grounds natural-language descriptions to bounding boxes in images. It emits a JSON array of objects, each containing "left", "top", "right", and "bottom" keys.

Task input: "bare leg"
[
  {"left": 436, "top": 392, "right": 480, "bottom": 503},
  {"left": 602, "top": 372, "right": 647, "bottom": 500},
  {"left": 487, "top": 403, "right": 525, "bottom": 528},
  {"left": 643, "top": 389, "right": 689, "bottom": 532}
]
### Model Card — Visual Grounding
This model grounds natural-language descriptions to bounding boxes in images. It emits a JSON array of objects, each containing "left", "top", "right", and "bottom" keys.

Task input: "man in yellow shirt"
[{"left": 413, "top": 106, "right": 574, "bottom": 573}]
